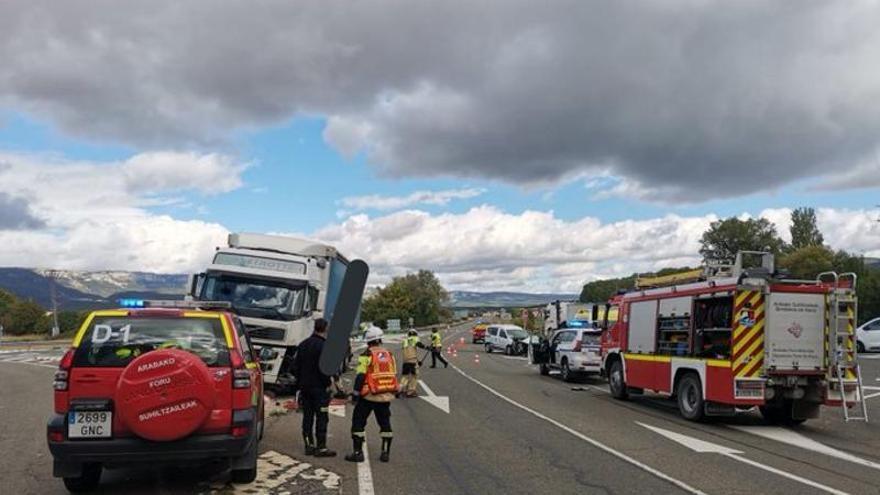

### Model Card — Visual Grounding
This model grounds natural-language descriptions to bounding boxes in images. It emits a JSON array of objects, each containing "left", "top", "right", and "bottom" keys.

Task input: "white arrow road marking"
[
  {"left": 329, "top": 404, "right": 346, "bottom": 417},
  {"left": 203, "top": 450, "right": 341, "bottom": 494},
  {"left": 418, "top": 379, "right": 450, "bottom": 414},
  {"left": 730, "top": 425, "right": 880, "bottom": 471},
  {"left": 638, "top": 422, "right": 849, "bottom": 495}
]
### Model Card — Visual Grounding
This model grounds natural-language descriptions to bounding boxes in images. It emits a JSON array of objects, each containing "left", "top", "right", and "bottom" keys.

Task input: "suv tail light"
[
  {"left": 233, "top": 369, "right": 251, "bottom": 389},
  {"left": 53, "top": 348, "right": 75, "bottom": 391},
  {"left": 573, "top": 339, "right": 583, "bottom": 352}
]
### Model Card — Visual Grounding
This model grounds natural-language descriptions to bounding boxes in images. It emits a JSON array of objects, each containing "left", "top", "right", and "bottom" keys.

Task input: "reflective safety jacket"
[
  {"left": 431, "top": 331, "right": 442, "bottom": 348},
  {"left": 356, "top": 346, "right": 398, "bottom": 400},
  {"left": 402, "top": 335, "right": 423, "bottom": 363}
]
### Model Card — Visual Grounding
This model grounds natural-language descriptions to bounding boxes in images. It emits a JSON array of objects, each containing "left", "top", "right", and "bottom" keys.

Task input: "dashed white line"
[{"left": 449, "top": 362, "right": 706, "bottom": 495}]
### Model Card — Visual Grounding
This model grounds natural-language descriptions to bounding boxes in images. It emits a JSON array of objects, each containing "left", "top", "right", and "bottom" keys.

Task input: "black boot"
[
  {"left": 314, "top": 436, "right": 337, "bottom": 457},
  {"left": 345, "top": 436, "right": 364, "bottom": 463},
  {"left": 303, "top": 434, "right": 316, "bottom": 456},
  {"left": 380, "top": 437, "right": 392, "bottom": 463}
]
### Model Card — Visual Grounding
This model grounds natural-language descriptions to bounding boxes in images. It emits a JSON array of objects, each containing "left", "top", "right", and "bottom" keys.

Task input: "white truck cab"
[{"left": 189, "top": 233, "right": 351, "bottom": 392}]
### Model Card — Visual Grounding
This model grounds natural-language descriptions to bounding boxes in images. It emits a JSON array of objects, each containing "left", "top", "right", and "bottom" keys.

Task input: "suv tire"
[
  {"left": 63, "top": 463, "right": 101, "bottom": 493},
  {"left": 608, "top": 359, "right": 628, "bottom": 399},
  {"left": 676, "top": 374, "right": 705, "bottom": 421},
  {"left": 561, "top": 359, "right": 573, "bottom": 382}
]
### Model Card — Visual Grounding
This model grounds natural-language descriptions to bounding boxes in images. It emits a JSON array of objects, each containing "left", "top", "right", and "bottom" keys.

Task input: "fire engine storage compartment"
[
  {"left": 627, "top": 300, "right": 657, "bottom": 353},
  {"left": 765, "top": 292, "right": 825, "bottom": 372},
  {"left": 656, "top": 296, "right": 692, "bottom": 356},
  {"left": 693, "top": 294, "right": 733, "bottom": 359}
]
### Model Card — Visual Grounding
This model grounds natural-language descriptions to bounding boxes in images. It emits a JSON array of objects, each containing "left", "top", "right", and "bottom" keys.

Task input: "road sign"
[{"left": 387, "top": 319, "right": 401, "bottom": 332}]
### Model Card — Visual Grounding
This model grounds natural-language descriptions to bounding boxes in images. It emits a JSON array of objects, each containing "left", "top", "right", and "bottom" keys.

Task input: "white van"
[{"left": 485, "top": 324, "right": 529, "bottom": 355}]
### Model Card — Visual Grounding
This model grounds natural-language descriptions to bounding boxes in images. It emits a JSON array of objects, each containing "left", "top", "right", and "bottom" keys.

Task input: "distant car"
[
  {"left": 471, "top": 323, "right": 488, "bottom": 344},
  {"left": 857, "top": 317, "right": 880, "bottom": 353},
  {"left": 47, "top": 302, "right": 264, "bottom": 492},
  {"left": 531, "top": 328, "right": 602, "bottom": 382},
  {"left": 484, "top": 324, "right": 529, "bottom": 355}
]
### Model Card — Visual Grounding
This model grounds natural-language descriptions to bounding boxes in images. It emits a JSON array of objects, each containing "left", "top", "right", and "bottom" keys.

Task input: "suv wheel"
[
  {"left": 676, "top": 374, "right": 705, "bottom": 421},
  {"left": 608, "top": 360, "right": 628, "bottom": 400},
  {"left": 561, "top": 359, "right": 573, "bottom": 382},
  {"left": 63, "top": 463, "right": 102, "bottom": 493}
]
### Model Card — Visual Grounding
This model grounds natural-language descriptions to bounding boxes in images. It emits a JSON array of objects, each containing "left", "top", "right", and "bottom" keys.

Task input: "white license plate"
[{"left": 68, "top": 411, "right": 112, "bottom": 438}]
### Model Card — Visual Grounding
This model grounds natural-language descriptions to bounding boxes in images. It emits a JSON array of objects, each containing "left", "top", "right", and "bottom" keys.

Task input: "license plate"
[{"left": 68, "top": 411, "right": 112, "bottom": 438}]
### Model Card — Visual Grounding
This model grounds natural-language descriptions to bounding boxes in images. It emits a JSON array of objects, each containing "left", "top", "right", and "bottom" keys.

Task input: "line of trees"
[
  {"left": 580, "top": 207, "right": 879, "bottom": 321},
  {"left": 0, "top": 289, "right": 89, "bottom": 337},
  {"left": 360, "top": 270, "right": 452, "bottom": 329}
]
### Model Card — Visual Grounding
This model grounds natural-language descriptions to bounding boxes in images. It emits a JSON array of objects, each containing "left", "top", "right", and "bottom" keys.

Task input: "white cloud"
[
  {"left": 339, "top": 188, "right": 485, "bottom": 211},
  {"left": 0, "top": 151, "right": 241, "bottom": 272},
  {"left": 306, "top": 205, "right": 880, "bottom": 293}
]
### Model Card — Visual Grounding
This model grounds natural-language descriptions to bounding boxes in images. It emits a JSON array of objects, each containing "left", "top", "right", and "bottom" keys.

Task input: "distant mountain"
[
  {"left": 447, "top": 290, "right": 578, "bottom": 308},
  {"left": 0, "top": 268, "right": 186, "bottom": 310}
]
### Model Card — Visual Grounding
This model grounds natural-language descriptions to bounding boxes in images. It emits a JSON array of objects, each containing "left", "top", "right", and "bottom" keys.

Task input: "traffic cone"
[
  {"left": 460, "top": 337, "right": 465, "bottom": 345},
  {"left": 474, "top": 354, "right": 480, "bottom": 365}
]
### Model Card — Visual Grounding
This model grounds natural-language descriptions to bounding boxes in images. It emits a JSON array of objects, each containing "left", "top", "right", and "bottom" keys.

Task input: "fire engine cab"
[{"left": 600, "top": 251, "right": 868, "bottom": 424}]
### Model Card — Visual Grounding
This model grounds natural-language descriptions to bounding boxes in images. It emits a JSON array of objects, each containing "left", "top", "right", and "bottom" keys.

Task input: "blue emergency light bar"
[{"left": 116, "top": 299, "right": 232, "bottom": 310}]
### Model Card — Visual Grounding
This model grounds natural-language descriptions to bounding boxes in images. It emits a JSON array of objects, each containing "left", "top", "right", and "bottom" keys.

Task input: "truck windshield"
[{"left": 201, "top": 273, "right": 306, "bottom": 321}]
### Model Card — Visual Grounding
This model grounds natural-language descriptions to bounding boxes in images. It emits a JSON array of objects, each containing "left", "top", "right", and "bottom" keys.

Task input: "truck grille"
[{"left": 248, "top": 326, "right": 285, "bottom": 341}]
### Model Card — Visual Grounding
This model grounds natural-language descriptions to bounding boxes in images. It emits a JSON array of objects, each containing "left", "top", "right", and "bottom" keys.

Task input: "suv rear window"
[{"left": 73, "top": 316, "right": 230, "bottom": 368}]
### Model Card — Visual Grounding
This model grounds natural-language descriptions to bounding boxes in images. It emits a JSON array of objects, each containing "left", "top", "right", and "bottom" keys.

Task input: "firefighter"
[
  {"left": 429, "top": 327, "right": 448, "bottom": 368},
  {"left": 292, "top": 318, "right": 337, "bottom": 457},
  {"left": 399, "top": 329, "right": 426, "bottom": 397},
  {"left": 346, "top": 326, "right": 398, "bottom": 463}
]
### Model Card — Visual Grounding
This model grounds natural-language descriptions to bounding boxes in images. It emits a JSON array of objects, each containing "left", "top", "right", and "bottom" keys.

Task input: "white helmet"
[{"left": 364, "top": 326, "right": 384, "bottom": 342}]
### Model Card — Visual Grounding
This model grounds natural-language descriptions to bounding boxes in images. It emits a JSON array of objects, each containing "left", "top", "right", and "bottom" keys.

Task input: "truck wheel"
[
  {"left": 539, "top": 364, "right": 550, "bottom": 376},
  {"left": 63, "top": 463, "right": 101, "bottom": 493},
  {"left": 561, "top": 359, "right": 574, "bottom": 382},
  {"left": 608, "top": 359, "right": 628, "bottom": 400},
  {"left": 676, "top": 374, "right": 705, "bottom": 421}
]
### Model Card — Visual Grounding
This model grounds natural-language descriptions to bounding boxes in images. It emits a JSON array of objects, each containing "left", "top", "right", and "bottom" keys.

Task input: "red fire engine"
[{"left": 600, "top": 252, "right": 868, "bottom": 424}]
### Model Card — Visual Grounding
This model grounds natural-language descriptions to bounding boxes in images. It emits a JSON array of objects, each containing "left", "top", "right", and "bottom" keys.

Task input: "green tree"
[
  {"left": 699, "top": 217, "right": 785, "bottom": 263},
  {"left": 361, "top": 270, "right": 449, "bottom": 329},
  {"left": 579, "top": 275, "right": 636, "bottom": 303},
  {"left": 1, "top": 299, "right": 50, "bottom": 336},
  {"left": 790, "top": 207, "right": 824, "bottom": 249},
  {"left": 778, "top": 245, "right": 835, "bottom": 279}
]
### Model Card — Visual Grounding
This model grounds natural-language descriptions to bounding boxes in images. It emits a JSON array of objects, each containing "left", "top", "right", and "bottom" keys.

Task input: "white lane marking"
[
  {"left": 450, "top": 363, "right": 706, "bottom": 495},
  {"left": 417, "top": 380, "right": 450, "bottom": 414},
  {"left": 499, "top": 355, "right": 528, "bottom": 361},
  {"left": 639, "top": 423, "right": 848, "bottom": 495},
  {"left": 858, "top": 354, "right": 880, "bottom": 359},
  {"left": 730, "top": 425, "right": 880, "bottom": 471},
  {"left": 0, "top": 358, "right": 58, "bottom": 369},
  {"left": 357, "top": 441, "right": 375, "bottom": 495}
]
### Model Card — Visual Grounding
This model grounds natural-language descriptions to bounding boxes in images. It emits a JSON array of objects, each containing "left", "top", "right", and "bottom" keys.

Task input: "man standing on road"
[
  {"left": 292, "top": 318, "right": 337, "bottom": 458},
  {"left": 430, "top": 327, "right": 448, "bottom": 368},
  {"left": 346, "top": 326, "right": 398, "bottom": 463},
  {"left": 399, "top": 329, "right": 426, "bottom": 397}
]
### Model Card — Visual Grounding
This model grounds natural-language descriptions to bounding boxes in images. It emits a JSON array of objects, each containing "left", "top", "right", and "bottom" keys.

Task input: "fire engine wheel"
[
  {"left": 608, "top": 359, "right": 628, "bottom": 400},
  {"left": 676, "top": 374, "right": 705, "bottom": 421}
]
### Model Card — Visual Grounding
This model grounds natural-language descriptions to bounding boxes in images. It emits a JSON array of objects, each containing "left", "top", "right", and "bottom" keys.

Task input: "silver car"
[{"left": 531, "top": 328, "right": 602, "bottom": 382}]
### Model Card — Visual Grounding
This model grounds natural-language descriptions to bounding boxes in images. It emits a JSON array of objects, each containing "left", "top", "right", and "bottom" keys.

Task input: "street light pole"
[{"left": 47, "top": 270, "right": 60, "bottom": 338}]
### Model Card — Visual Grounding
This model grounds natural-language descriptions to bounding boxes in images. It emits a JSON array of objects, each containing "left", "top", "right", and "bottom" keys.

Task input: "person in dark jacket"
[{"left": 292, "top": 318, "right": 336, "bottom": 457}]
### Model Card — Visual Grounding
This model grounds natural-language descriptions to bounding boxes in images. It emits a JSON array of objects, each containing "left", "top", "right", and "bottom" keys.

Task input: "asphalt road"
[{"left": 3, "top": 322, "right": 880, "bottom": 494}]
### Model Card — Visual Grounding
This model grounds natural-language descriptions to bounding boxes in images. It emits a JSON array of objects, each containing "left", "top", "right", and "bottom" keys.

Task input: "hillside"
[{"left": 447, "top": 290, "right": 578, "bottom": 308}]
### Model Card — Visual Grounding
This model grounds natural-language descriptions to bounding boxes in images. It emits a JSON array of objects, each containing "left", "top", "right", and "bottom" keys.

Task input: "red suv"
[{"left": 47, "top": 302, "right": 264, "bottom": 492}]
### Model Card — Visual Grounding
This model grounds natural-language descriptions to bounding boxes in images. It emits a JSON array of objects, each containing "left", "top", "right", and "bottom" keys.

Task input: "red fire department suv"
[{"left": 47, "top": 300, "right": 264, "bottom": 492}]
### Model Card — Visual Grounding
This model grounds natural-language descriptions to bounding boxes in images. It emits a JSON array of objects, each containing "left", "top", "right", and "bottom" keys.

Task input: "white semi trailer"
[
  {"left": 188, "top": 233, "right": 352, "bottom": 391},
  {"left": 544, "top": 301, "right": 598, "bottom": 333}
]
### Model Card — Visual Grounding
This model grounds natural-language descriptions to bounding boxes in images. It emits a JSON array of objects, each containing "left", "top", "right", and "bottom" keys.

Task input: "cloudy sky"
[{"left": 1, "top": 0, "right": 879, "bottom": 293}]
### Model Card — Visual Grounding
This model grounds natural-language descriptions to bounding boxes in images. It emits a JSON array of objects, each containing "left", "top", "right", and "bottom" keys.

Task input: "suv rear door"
[{"left": 68, "top": 312, "right": 234, "bottom": 438}]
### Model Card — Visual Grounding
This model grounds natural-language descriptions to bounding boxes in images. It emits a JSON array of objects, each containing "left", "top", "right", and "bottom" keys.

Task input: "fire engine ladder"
[{"left": 822, "top": 272, "right": 868, "bottom": 422}]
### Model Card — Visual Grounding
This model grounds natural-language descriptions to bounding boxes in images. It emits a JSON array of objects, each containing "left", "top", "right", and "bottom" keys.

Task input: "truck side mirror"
[{"left": 186, "top": 273, "right": 206, "bottom": 299}]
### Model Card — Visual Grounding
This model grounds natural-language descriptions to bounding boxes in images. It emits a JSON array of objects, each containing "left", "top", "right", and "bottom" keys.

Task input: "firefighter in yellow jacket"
[
  {"left": 399, "top": 329, "right": 426, "bottom": 398},
  {"left": 346, "top": 326, "right": 398, "bottom": 463}
]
